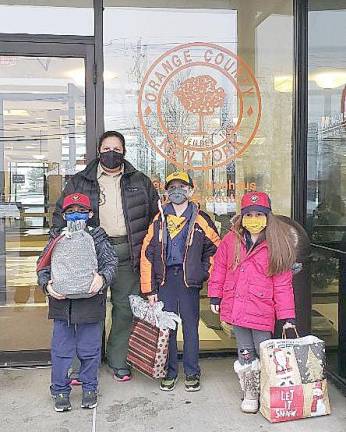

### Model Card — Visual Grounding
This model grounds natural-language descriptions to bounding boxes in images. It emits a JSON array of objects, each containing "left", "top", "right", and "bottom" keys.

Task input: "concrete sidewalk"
[{"left": 1, "top": 358, "right": 345, "bottom": 432}]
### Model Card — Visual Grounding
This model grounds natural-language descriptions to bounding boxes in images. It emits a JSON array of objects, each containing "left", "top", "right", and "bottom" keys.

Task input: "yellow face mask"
[{"left": 242, "top": 215, "right": 267, "bottom": 234}]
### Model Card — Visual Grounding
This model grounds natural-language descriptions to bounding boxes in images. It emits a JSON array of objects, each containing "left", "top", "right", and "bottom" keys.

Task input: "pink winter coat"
[{"left": 208, "top": 231, "right": 295, "bottom": 332}]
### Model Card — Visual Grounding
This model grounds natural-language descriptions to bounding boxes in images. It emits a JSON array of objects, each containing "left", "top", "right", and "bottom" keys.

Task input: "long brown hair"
[{"left": 231, "top": 212, "right": 297, "bottom": 276}]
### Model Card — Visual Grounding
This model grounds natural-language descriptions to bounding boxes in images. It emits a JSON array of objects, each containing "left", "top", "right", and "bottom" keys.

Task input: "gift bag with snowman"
[{"left": 260, "top": 332, "right": 331, "bottom": 423}]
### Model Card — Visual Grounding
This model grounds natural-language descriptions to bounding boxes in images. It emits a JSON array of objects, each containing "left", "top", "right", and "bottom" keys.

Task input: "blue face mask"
[{"left": 64, "top": 212, "right": 89, "bottom": 222}]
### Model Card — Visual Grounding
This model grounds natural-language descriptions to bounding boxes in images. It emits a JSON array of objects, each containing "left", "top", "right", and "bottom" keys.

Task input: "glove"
[
  {"left": 279, "top": 318, "right": 296, "bottom": 330},
  {"left": 292, "top": 262, "right": 303, "bottom": 275},
  {"left": 210, "top": 297, "right": 221, "bottom": 306},
  {"left": 280, "top": 318, "right": 297, "bottom": 331},
  {"left": 210, "top": 298, "right": 221, "bottom": 314}
]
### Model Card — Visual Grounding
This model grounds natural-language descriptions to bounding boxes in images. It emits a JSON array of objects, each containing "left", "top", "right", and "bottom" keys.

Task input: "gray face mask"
[{"left": 168, "top": 187, "right": 189, "bottom": 205}]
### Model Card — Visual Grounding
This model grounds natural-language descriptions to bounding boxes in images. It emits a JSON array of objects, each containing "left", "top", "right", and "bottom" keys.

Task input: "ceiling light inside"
[
  {"left": 274, "top": 76, "right": 293, "bottom": 93},
  {"left": 66, "top": 68, "right": 118, "bottom": 87},
  {"left": 313, "top": 70, "right": 346, "bottom": 89},
  {"left": 4, "top": 109, "right": 30, "bottom": 117}
]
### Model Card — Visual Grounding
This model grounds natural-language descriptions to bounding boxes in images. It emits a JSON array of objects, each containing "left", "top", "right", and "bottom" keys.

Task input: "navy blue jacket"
[{"left": 141, "top": 202, "right": 220, "bottom": 294}]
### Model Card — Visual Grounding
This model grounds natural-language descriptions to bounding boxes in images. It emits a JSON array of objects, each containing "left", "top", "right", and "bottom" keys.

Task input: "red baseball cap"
[
  {"left": 62, "top": 193, "right": 92, "bottom": 212},
  {"left": 241, "top": 192, "right": 271, "bottom": 215}
]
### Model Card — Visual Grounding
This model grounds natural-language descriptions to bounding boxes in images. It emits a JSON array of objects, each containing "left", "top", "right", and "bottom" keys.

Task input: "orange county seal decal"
[{"left": 138, "top": 42, "right": 261, "bottom": 171}]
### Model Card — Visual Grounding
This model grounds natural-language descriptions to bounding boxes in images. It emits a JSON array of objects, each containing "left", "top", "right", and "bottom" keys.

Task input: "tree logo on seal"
[{"left": 138, "top": 42, "right": 262, "bottom": 171}]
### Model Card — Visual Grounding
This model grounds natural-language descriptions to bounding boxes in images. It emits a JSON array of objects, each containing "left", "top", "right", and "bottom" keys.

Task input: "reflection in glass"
[
  {"left": 0, "top": 56, "right": 86, "bottom": 351},
  {"left": 104, "top": 1, "right": 294, "bottom": 351},
  {"left": 307, "top": 4, "right": 346, "bottom": 361}
]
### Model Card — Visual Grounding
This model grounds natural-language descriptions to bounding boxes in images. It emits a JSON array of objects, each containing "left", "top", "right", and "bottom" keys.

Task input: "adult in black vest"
[{"left": 53, "top": 131, "right": 159, "bottom": 381}]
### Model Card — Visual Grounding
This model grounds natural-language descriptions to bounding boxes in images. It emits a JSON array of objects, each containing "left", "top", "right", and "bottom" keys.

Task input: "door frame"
[{"left": 0, "top": 35, "right": 97, "bottom": 366}]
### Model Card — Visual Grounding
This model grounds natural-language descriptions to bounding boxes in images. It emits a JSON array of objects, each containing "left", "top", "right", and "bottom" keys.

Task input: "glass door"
[
  {"left": 0, "top": 43, "right": 96, "bottom": 365},
  {"left": 307, "top": 2, "right": 346, "bottom": 381},
  {"left": 103, "top": 1, "right": 294, "bottom": 353}
]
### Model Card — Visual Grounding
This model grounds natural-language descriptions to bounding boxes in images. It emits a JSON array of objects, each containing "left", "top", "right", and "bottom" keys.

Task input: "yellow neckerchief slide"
[{"left": 166, "top": 214, "right": 187, "bottom": 239}]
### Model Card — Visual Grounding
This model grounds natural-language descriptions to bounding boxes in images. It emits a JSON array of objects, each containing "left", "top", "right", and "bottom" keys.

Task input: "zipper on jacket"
[
  {"left": 182, "top": 207, "right": 199, "bottom": 288},
  {"left": 245, "top": 241, "right": 267, "bottom": 259},
  {"left": 67, "top": 300, "right": 72, "bottom": 327},
  {"left": 160, "top": 218, "right": 167, "bottom": 287},
  {"left": 182, "top": 230, "right": 193, "bottom": 288},
  {"left": 95, "top": 180, "right": 101, "bottom": 226},
  {"left": 120, "top": 175, "right": 133, "bottom": 266},
  {"left": 156, "top": 200, "right": 167, "bottom": 287},
  {"left": 160, "top": 237, "right": 166, "bottom": 287}
]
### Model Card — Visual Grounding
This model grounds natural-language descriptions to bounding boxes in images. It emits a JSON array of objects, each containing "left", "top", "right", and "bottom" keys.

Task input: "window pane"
[
  {"left": 0, "top": 1, "right": 93, "bottom": 35},
  {"left": 104, "top": 1, "right": 294, "bottom": 352},
  {"left": 308, "top": 3, "right": 346, "bottom": 369},
  {"left": 104, "top": 3, "right": 293, "bottom": 217}
]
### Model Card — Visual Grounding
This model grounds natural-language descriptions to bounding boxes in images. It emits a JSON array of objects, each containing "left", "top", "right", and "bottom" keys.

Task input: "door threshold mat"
[{"left": 200, "top": 310, "right": 222, "bottom": 330}]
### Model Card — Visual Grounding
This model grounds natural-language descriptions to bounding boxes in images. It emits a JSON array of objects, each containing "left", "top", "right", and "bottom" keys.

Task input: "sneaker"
[
  {"left": 160, "top": 376, "right": 177, "bottom": 392},
  {"left": 185, "top": 375, "right": 201, "bottom": 392},
  {"left": 53, "top": 393, "right": 72, "bottom": 412},
  {"left": 113, "top": 368, "right": 132, "bottom": 382},
  {"left": 81, "top": 390, "right": 98, "bottom": 409}
]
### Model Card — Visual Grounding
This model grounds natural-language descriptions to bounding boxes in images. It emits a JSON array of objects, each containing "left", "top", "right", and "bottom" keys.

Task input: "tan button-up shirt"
[{"left": 97, "top": 163, "right": 127, "bottom": 237}]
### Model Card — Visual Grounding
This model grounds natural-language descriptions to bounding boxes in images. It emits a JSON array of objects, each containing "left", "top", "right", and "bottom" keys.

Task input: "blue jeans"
[
  {"left": 50, "top": 320, "right": 102, "bottom": 395},
  {"left": 158, "top": 266, "right": 200, "bottom": 378}
]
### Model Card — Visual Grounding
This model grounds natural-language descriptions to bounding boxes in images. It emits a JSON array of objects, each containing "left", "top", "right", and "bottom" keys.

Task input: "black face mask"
[{"left": 99, "top": 150, "right": 124, "bottom": 170}]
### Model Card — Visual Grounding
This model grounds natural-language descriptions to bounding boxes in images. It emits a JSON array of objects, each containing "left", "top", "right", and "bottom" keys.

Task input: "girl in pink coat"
[{"left": 208, "top": 192, "right": 297, "bottom": 414}]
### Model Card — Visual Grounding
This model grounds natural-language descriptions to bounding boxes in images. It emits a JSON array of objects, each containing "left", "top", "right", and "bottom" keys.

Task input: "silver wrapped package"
[
  {"left": 51, "top": 230, "right": 98, "bottom": 298},
  {"left": 129, "top": 295, "right": 181, "bottom": 330}
]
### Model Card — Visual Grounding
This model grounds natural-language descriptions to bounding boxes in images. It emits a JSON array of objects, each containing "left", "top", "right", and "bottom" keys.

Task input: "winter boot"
[{"left": 234, "top": 359, "right": 260, "bottom": 414}]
